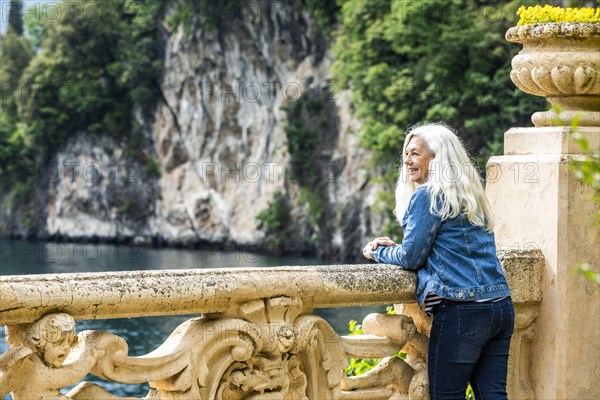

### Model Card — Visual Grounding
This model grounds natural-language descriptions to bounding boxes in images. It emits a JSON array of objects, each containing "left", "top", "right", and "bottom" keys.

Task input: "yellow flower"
[{"left": 516, "top": 4, "right": 600, "bottom": 25}]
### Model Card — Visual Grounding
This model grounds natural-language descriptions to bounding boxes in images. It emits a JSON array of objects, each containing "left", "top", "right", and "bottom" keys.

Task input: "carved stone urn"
[{"left": 506, "top": 22, "right": 600, "bottom": 127}]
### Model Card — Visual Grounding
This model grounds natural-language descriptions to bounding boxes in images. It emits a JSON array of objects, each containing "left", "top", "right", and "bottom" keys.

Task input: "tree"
[
  {"left": 332, "top": 0, "right": 546, "bottom": 234},
  {"left": 333, "top": 0, "right": 545, "bottom": 168},
  {"left": 0, "top": 28, "right": 34, "bottom": 174},
  {"left": 23, "top": 3, "right": 48, "bottom": 50},
  {"left": 0, "top": 31, "right": 33, "bottom": 110},
  {"left": 7, "top": 0, "right": 23, "bottom": 36},
  {"left": 16, "top": 0, "right": 163, "bottom": 154}
]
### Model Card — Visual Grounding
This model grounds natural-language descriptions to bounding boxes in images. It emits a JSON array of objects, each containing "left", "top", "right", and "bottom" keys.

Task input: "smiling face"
[{"left": 404, "top": 135, "right": 434, "bottom": 185}]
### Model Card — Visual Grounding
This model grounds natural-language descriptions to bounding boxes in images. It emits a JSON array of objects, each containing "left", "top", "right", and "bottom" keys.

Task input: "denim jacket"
[{"left": 370, "top": 186, "right": 511, "bottom": 306}]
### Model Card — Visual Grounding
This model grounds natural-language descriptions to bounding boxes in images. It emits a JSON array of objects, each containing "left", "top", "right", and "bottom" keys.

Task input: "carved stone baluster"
[
  {"left": 340, "top": 310, "right": 430, "bottom": 400},
  {"left": 203, "top": 296, "right": 347, "bottom": 399},
  {"left": 507, "top": 303, "right": 538, "bottom": 400},
  {"left": 0, "top": 297, "right": 350, "bottom": 400}
]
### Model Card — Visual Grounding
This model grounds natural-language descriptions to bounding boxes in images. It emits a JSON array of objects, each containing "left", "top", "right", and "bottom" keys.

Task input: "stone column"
[{"left": 486, "top": 126, "right": 600, "bottom": 400}]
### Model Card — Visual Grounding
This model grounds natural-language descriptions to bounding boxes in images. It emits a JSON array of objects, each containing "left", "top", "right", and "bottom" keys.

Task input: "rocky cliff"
[{"left": 15, "top": 3, "right": 385, "bottom": 260}]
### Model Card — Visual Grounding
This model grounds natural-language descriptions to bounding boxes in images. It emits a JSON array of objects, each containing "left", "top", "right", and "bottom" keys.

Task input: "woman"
[{"left": 363, "top": 123, "right": 514, "bottom": 400}]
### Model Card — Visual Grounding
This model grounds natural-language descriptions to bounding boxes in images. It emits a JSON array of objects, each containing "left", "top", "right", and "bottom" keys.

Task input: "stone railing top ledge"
[
  {"left": 0, "top": 249, "right": 544, "bottom": 325},
  {"left": 0, "top": 264, "right": 417, "bottom": 325}
]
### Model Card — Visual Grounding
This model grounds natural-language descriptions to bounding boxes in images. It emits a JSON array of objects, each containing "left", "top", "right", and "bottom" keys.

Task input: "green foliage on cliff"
[
  {"left": 0, "top": 0, "right": 164, "bottom": 235},
  {"left": 168, "top": 0, "right": 340, "bottom": 37},
  {"left": 283, "top": 94, "right": 328, "bottom": 186},
  {"left": 0, "top": 0, "right": 163, "bottom": 171},
  {"left": 303, "top": 0, "right": 340, "bottom": 36},
  {"left": 280, "top": 87, "right": 338, "bottom": 248},
  {"left": 256, "top": 192, "right": 293, "bottom": 246},
  {"left": 167, "top": 0, "right": 218, "bottom": 35},
  {"left": 331, "top": 0, "right": 546, "bottom": 234},
  {"left": 0, "top": 30, "right": 34, "bottom": 177},
  {"left": 21, "top": 0, "right": 162, "bottom": 151},
  {"left": 333, "top": 0, "right": 544, "bottom": 169}
]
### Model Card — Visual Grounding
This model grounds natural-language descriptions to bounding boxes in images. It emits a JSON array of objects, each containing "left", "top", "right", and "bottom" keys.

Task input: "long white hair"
[{"left": 394, "top": 123, "right": 495, "bottom": 232}]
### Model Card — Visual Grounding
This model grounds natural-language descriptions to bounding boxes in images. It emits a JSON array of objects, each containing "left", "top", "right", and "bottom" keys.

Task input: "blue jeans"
[{"left": 428, "top": 297, "right": 514, "bottom": 400}]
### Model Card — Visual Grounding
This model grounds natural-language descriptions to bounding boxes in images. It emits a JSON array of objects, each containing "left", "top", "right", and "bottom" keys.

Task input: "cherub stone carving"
[
  {"left": 1, "top": 313, "right": 91, "bottom": 399},
  {"left": 6, "top": 313, "right": 77, "bottom": 367},
  {"left": 0, "top": 313, "right": 134, "bottom": 400}
]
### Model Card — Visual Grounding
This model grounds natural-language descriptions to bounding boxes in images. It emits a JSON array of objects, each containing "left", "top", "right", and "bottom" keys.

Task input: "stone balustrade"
[{"left": 0, "top": 249, "right": 543, "bottom": 400}]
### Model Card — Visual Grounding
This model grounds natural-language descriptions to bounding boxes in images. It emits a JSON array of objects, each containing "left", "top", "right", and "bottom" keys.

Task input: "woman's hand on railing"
[{"left": 363, "top": 237, "right": 397, "bottom": 259}]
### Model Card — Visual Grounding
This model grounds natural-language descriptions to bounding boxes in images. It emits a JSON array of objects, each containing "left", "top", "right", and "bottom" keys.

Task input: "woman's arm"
[{"left": 367, "top": 189, "right": 441, "bottom": 270}]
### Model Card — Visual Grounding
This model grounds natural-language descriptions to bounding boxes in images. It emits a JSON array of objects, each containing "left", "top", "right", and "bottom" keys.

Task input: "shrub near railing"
[{"left": 345, "top": 306, "right": 403, "bottom": 377}]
